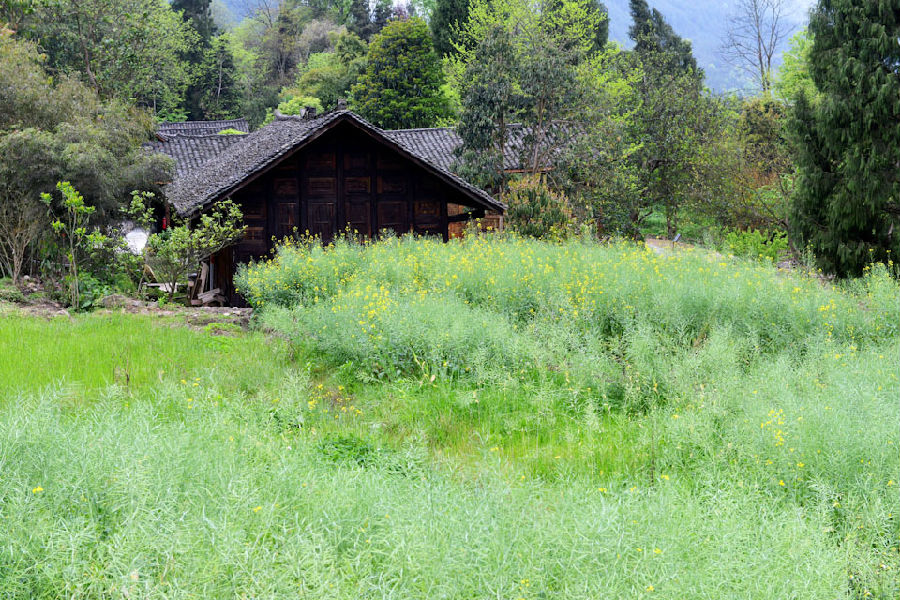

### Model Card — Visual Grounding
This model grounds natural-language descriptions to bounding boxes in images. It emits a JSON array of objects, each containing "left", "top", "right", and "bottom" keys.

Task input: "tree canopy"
[{"left": 351, "top": 17, "right": 451, "bottom": 129}]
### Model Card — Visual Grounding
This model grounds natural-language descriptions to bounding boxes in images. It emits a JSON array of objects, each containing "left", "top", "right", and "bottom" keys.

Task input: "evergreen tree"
[
  {"left": 628, "top": 0, "right": 698, "bottom": 76},
  {"left": 348, "top": 0, "right": 374, "bottom": 40},
  {"left": 371, "top": 0, "right": 393, "bottom": 35},
  {"left": 197, "top": 35, "right": 243, "bottom": 120},
  {"left": 452, "top": 25, "right": 516, "bottom": 192},
  {"left": 430, "top": 0, "right": 470, "bottom": 56},
  {"left": 173, "top": 0, "right": 216, "bottom": 42},
  {"left": 789, "top": 0, "right": 900, "bottom": 277},
  {"left": 593, "top": 0, "right": 608, "bottom": 50},
  {"left": 351, "top": 17, "right": 451, "bottom": 129}
]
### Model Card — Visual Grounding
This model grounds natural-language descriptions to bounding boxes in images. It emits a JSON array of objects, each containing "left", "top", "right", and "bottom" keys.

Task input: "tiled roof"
[
  {"left": 162, "top": 110, "right": 505, "bottom": 217},
  {"left": 156, "top": 118, "right": 250, "bottom": 137},
  {"left": 384, "top": 127, "right": 460, "bottom": 170},
  {"left": 145, "top": 134, "right": 248, "bottom": 178},
  {"left": 387, "top": 122, "right": 582, "bottom": 172}
]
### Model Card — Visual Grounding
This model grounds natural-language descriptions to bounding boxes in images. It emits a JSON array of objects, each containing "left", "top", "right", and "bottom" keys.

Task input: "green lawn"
[{"left": 1, "top": 237, "right": 897, "bottom": 599}]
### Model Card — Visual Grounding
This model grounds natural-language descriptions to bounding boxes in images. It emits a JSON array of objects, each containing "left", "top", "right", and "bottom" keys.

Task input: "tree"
[
  {"left": 430, "top": 0, "right": 469, "bottom": 56},
  {"left": 552, "top": 48, "right": 646, "bottom": 237},
  {"left": 173, "top": 0, "right": 227, "bottom": 120},
  {"left": 371, "top": 0, "right": 392, "bottom": 34},
  {"left": 0, "top": 33, "right": 170, "bottom": 286},
  {"left": 721, "top": 0, "right": 793, "bottom": 94},
  {"left": 788, "top": 1, "right": 900, "bottom": 277},
  {"left": 0, "top": 129, "right": 57, "bottom": 284},
  {"left": 625, "top": 0, "right": 730, "bottom": 237},
  {"left": 347, "top": 0, "right": 374, "bottom": 39},
  {"left": 129, "top": 195, "right": 245, "bottom": 303},
  {"left": 0, "top": 33, "right": 169, "bottom": 218},
  {"left": 632, "top": 53, "right": 727, "bottom": 237},
  {"left": 774, "top": 29, "right": 817, "bottom": 104},
  {"left": 731, "top": 96, "right": 795, "bottom": 236},
  {"left": 285, "top": 30, "right": 367, "bottom": 110},
  {"left": 628, "top": 0, "right": 698, "bottom": 77},
  {"left": 42, "top": 181, "right": 103, "bottom": 309},
  {"left": 26, "top": 0, "right": 196, "bottom": 113},
  {"left": 351, "top": 17, "right": 452, "bottom": 129},
  {"left": 591, "top": 0, "right": 608, "bottom": 50},
  {"left": 452, "top": 25, "right": 516, "bottom": 192},
  {"left": 196, "top": 35, "right": 244, "bottom": 119},
  {"left": 451, "top": 0, "right": 604, "bottom": 191},
  {"left": 518, "top": 30, "right": 578, "bottom": 175},
  {"left": 173, "top": 0, "right": 216, "bottom": 42}
]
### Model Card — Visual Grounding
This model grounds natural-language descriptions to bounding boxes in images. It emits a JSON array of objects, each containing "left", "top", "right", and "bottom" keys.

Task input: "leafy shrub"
[
  {"left": 504, "top": 175, "right": 573, "bottom": 239},
  {"left": 239, "top": 235, "right": 898, "bottom": 388},
  {"left": 0, "top": 278, "right": 24, "bottom": 303},
  {"left": 722, "top": 228, "right": 788, "bottom": 262},
  {"left": 262, "top": 96, "right": 324, "bottom": 125}
]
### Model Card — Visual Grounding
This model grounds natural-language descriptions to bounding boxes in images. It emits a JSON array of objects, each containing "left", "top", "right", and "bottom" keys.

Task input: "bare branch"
[{"left": 720, "top": 0, "right": 794, "bottom": 93}]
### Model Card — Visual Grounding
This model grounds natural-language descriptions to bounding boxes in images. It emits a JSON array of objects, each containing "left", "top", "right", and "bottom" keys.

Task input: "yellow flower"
[
  {"left": 32, "top": 486, "right": 43, "bottom": 494},
  {"left": 252, "top": 505, "right": 262, "bottom": 513},
  {"left": 646, "top": 585, "right": 655, "bottom": 592},
  {"left": 779, "top": 480, "right": 785, "bottom": 486}
]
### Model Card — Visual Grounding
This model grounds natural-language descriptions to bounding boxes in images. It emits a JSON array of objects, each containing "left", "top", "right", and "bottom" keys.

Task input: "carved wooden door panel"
[
  {"left": 375, "top": 173, "right": 409, "bottom": 236},
  {"left": 343, "top": 151, "right": 373, "bottom": 237},
  {"left": 304, "top": 174, "right": 338, "bottom": 244},
  {"left": 272, "top": 177, "right": 299, "bottom": 242}
]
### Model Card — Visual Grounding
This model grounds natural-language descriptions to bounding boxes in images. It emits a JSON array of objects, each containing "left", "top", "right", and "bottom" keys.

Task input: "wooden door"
[
  {"left": 272, "top": 177, "right": 299, "bottom": 242},
  {"left": 302, "top": 152, "right": 338, "bottom": 244},
  {"left": 375, "top": 173, "right": 409, "bottom": 236},
  {"left": 343, "top": 151, "right": 373, "bottom": 237}
]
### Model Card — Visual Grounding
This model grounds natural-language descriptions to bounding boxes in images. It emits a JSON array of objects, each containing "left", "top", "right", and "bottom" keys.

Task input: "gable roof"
[
  {"left": 145, "top": 134, "right": 248, "bottom": 178},
  {"left": 157, "top": 118, "right": 250, "bottom": 138},
  {"left": 162, "top": 110, "right": 505, "bottom": 217}
]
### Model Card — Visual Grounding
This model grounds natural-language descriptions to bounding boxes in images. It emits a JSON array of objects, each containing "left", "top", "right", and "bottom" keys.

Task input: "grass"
[
  {"left": 0, "top": 312, "right": 290, "bottom": 399},
  {"left": 2, "top": 236, "right": 898, "bottom": 598}
]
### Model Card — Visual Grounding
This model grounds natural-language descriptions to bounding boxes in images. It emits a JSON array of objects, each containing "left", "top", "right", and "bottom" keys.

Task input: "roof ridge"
[
  {"left": 163, "top": 132, "right": 249, "bottom": 138},
  {"left": 387, "top": 125, "right": 457, "bottom": 133}
]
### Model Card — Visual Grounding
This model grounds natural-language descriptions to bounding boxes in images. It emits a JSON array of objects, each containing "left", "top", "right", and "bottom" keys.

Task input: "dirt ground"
[{"left": 2, "top": 289, "right": 253, "bottom": 331}]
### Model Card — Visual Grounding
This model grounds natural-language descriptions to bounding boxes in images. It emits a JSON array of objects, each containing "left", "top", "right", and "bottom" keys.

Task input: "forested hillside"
[{"left": 215, "top": 0, "right": 815, "bottom": 91}]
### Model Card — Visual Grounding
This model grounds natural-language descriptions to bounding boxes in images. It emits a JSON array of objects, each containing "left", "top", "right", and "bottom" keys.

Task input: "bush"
[
  {"left": 504, "top": 176, "right": 574, "bottom": 239},
  {"left": 0, "top": 278, "right": 25, "bottom": 303},
  {"left": 238, "top": 235, "right": 898, "bottom": 386},
  {"left": 721, "top": 228, "right": 788, "bottom": 262}
]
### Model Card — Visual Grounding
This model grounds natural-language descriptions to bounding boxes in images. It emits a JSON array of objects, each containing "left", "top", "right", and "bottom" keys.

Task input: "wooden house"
[{"left": 154, "top": 109, "right": 506, "bottom": 304}]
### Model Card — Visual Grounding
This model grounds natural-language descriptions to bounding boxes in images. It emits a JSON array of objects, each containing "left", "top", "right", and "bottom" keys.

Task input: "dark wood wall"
[{"left": 212, "top": 122, "right": 484, "bottom": 302}]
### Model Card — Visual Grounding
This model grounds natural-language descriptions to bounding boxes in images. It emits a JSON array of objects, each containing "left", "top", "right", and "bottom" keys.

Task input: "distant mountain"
[
  {"left": 604, "top": 0, "right": 815, "bottom": 92},
  {"left": 215, "top": 0, "right": 816, "bottom": 93}
]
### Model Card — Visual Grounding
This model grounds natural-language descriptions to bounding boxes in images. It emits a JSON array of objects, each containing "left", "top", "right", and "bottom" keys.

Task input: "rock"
[{"left": 100, "top": 294, "right": 130, "bottom": 309}]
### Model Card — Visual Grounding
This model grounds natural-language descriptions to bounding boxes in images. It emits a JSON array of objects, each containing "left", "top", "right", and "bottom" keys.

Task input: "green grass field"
[{"left": 2, "top": 236, "right": 898, "bottom": 599}]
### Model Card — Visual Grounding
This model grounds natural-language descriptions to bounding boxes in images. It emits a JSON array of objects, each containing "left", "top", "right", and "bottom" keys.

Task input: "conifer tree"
[
  {"left": 430, "top": 0, "right": 470, "bottom": 56},
  {"left": 348, "top": 0, "right": 374, "bottom": 40},
  {"left": 628, "top": 0, "right": 698, "bottom": 76},
  {"left": 173, "top": 0, "right": 216, "bottom": 43},
  {"left": 789, "top": 0, "right": 900, "bottom": 277},
  {"left": 197, "top": 35, "right": 243, "bottom": 120}
]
